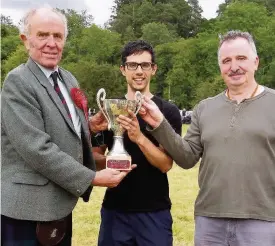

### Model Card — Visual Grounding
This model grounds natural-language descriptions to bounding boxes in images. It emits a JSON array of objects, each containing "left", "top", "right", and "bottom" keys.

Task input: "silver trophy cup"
[{"left": 96, "top": 88, "right": 142, "bottom": 170}]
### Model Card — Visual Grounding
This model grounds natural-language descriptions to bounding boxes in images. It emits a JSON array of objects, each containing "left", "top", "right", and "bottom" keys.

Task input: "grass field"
[{"left": 72, "top": 125, "right": 199, "bottom": 246}]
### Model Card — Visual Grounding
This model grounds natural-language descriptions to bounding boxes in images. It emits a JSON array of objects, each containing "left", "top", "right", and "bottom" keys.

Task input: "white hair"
[
  {"left": 217, "top": 30, "right": 258, "bottom": 64},
  {"left": 19, "top": 5, "right": 68, "bottom": 38}
]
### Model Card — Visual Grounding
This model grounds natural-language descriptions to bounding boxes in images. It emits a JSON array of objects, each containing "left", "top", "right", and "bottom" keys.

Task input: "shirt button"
[
  {"left": 230, "top": 117, "right": 236, "bottom": 126},
  {"left": 76, "top": 189, "right": 81, "bottom": 194}
]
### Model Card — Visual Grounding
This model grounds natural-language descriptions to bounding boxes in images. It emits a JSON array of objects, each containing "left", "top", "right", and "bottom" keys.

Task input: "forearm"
[
  {"left": 150, "top": 118, "right": 201, "bottom": 169},
  {"left": 136, "top": 133, "right": 173, "bottom": 173}
]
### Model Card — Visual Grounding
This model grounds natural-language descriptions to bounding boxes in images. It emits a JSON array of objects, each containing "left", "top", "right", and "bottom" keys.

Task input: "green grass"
[{"left": 72, "top": 124, "right": 199, "bottom": 246}]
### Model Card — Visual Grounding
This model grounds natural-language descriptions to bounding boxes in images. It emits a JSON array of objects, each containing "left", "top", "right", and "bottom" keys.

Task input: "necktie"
[{"left": 51, "top": 71, "right": 72, "bottom": 120}]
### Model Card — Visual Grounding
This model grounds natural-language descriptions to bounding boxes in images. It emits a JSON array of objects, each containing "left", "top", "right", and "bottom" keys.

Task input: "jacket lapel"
[
  {"left": 26, "top": 58, "right": 76, "bottom": 134},
  {"left": 59, "top": 69, "right": 90, "bottom": 142}
]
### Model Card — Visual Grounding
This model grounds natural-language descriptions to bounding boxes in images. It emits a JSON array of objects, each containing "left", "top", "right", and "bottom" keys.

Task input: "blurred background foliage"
[{"left": 1, "top": 0, "right": 275, "bottom": 109}]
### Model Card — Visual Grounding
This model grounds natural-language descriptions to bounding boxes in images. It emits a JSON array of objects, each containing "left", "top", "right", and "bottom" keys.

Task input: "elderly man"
[
  {"left": 119, "top": 31, "right": 275, "bottom": 246},
  {"left": 1, "top": 6, "right": 133, "bottom": 246}
]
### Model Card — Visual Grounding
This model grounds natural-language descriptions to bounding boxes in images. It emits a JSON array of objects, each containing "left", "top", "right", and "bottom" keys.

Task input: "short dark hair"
[{"left": 121, "top": 40, "right": 156, "bottom": 65}]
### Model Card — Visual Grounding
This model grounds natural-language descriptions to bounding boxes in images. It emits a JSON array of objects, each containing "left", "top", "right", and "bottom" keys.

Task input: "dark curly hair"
[{"left": 121, "top": 40, "right": 156, "bottom": 65}]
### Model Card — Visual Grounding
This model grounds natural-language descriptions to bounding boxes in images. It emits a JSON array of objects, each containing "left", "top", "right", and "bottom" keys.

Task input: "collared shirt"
[{"left": 36, "top": 63, "right": 81, "bottom": 138}]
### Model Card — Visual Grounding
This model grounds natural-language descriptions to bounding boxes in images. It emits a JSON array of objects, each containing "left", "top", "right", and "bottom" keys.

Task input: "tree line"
[{"left": 1, "top": 0, "right": 275, "bottom": 109}]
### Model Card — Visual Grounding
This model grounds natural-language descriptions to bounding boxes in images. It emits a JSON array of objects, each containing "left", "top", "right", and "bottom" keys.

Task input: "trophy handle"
[
  {"left": 96, "top": 88, "right": 111, "bottom": 130},
  {"left": 134, "top": 91, "right": 143, "bottom": 115}
]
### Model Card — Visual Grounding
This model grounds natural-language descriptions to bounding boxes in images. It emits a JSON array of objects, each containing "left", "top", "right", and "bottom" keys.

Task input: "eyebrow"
[
  {"left": 222, "top": 55, "right": 247, "bottom": 61},
  {"left": 37, "top": 31, "right": 50, "bottom": 35},
  {"left": 126, "top": 61, "right": 152, "bottom": 63},
  {"left": 37, "top": 31, "right": 63, "bottom": 36},
  {"left": 221, "top": 57, "right": 231, "bottom": 62}
]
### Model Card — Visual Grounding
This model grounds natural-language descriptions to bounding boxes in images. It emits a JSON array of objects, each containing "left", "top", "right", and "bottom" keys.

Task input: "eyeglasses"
[{"left": 124, "top": 62, "right": 154, "bottom": 71}]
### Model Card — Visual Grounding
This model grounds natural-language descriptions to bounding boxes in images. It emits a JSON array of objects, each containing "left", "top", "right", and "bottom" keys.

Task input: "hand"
[
  {"left": 117, "top": 110, "right": 143, "bottom": 144},
  {"left": 89, "top": 111, "right": 108, "bottom": 133},
  {"left": 138, "top": 96, "right": 164, "bottom": 128},
  {"left": 91, "top": 165, "right": 137, "bottom": 188}
]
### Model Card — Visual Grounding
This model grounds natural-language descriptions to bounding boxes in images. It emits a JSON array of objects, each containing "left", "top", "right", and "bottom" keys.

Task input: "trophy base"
[{"left": 106, "top": 155, "right": 131, "bottom": 170}]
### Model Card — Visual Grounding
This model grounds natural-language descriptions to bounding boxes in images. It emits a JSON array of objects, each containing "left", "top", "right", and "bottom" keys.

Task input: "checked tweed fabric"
[{"left": 51, "top": 71, "right": 72, "bottom": 120}]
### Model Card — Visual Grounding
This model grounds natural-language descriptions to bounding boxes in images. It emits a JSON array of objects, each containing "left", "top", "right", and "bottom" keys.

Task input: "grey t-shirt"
[{"left": 151, "top": 87, "right": 275, "bottom": 221}]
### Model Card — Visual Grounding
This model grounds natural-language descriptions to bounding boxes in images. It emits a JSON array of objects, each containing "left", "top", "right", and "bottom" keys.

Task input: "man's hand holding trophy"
[{"left": 96, "top": 88, "right": 142, "bottom": 170}]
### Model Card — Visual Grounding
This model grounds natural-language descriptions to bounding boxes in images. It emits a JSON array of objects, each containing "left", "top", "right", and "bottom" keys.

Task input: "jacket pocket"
[{"left": 12, "top": 172, "right": 49, "bottom": 186}]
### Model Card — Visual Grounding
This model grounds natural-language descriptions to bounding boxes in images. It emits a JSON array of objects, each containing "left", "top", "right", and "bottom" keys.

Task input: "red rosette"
[{"left": 71, "top": 88, "right": 88, "bottom": 121}]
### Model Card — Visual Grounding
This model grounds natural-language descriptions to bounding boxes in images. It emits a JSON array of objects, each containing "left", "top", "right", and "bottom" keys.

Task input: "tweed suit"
[{"left": 1, "top": 58, "right": 96, "bottom": 222}]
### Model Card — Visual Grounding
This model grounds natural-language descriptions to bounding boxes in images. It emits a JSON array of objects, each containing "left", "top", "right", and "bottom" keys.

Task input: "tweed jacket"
[{"left": 1, "top": 58, "right": 96, "bottom": 221}]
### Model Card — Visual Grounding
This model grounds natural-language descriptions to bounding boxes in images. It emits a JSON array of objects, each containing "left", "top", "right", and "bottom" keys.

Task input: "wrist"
[
  {"left": 146, "top": 116, "right": 164, "bottom": 132},
  {"left": 89, "top": 116, "right": 98, "bottom": 134},
  {"left": 91, "top": 172, "right": 100, "bottom": 186},
  {"left": 136, "top": 133, "right": 145, "bottom": 146},
  {"left": 152, "top": 115, "right": 164, "bottom": 129}
]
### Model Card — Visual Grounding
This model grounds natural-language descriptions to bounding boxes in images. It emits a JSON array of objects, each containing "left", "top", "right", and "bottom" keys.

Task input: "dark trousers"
[
  {"left": 1, "top": 214, "right": 72, "bottom": 246},
  {"left": 98, "top": 207, "right": 173, "bottom": 246}
]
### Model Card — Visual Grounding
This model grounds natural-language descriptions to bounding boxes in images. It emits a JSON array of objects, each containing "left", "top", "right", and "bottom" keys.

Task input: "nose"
[
  {"left": 46, "top": 35, "right": 56, "bottom": 47},
  {"left": 230, "top": 60, "right": 239, "bottom": 72},
  {"left": 135, "top": 65, "right": 143, "bottom": 74}
]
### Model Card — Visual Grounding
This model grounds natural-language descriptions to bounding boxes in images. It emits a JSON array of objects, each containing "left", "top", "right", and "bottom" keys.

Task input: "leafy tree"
[
  {"left": 122, "top": 26, "right": 137, "bottom": 43},
  {"left": 212, "top": 2, "right": 275, "bottom": 88},
  {"left": 1, "top": 15, "right": 21, "bottom": 62},
  {"left": 58, "top": 9, "right": 94, "bottom": 38},
  {"left": 112, "top": 0, "right": 142, "bottom": 14},
  {"left": 194, "top": 76, "right": 225, "bottom": 105},
  {"left": 1, "top": 36, "right": 22, "bottom": 61},
  {"left": 141, "top": 22, "right": 178, "bottom": 46},
  {"left": 217, "top": 0, "right": 275, "bottom": 16},
  {"left": 63, "top": 61, "right": 126, "bottom": 109},
  {"left": 109, "top": 0, "right": 204, "bottom": 40},
  {"left": 63, "top": 24, "right": 121, "bottom": 65},
  {"left": 1, "top": 15, "right": 18, "bottom": 37},
  {"left": 2, "top": 46, "right": 28, "bottom": 82},
  {"left": 216, "top": 0, "right": 233, "bottom": 16},
  {"left": 153, "top": 2, "right": 275, "bottom": 108},
  {"left": 61, "top": 9, "right": 94, "bottom": 62},
  {"left": 1, "top": 3, "right": 274, "bottom": 108},
  {"left": 154, "top": 34, "right": 219, "bottom": 108},
  {"left": 153, "top": 42, "right": 180, "bottom": 97},
  {"left": 259, "top": 60, "right": 275, "bottom": 88}
]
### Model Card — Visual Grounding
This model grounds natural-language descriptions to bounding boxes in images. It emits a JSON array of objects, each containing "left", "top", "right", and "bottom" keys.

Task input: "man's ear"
[
  {"left": 151, "top": 64, "right": 157, "bottom": 76},
  {"left": 120, "top": 65, "right": 126, "bottom": 76},
  {"left": 20, "top": 34, "right": 30, "bottom": 50}
]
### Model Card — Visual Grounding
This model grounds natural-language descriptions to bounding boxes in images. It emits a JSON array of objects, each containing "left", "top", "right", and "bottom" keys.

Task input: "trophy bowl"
[{"left": 96, "top": 88, "right": 142, "bottom": 170}]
